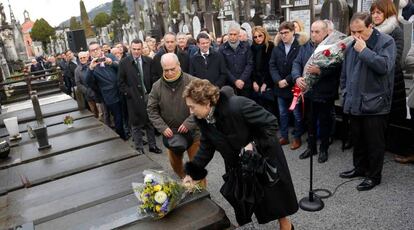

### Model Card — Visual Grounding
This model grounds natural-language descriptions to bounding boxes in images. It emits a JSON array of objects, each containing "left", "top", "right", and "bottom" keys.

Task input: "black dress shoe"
[
  {"left": 299, "top": 149, "right": 317, "bottom": 159},
  {"left": 136, "top": 149, "right": 145, "bottom": 155},
  {"left": 357, "top": 178, "right": 379, "bottom": 191},
  {"left": 339, "top": 169, "right": 365, "bottom": 178},
  {"left": 318, "top": 150, "right": 328, "bottom": 163},
  {"left": 149, "top": 146, "right": 162, "bottom": 154}
]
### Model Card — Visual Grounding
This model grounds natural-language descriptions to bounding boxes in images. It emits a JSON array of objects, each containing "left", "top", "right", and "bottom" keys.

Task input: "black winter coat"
[
  {"left": 292, "top": 41, "right": 341, "bottom": 102},
  {"left": 189, "top": 48, "right": 228, "bottom": 87},
  {"left": 118, "top": 55, "right": 154, "bottom": 127},
  {"left": 219, "top": 41, "right": 254, "bottom": 87},
  {"left": 269, "top": 38, "right": 301, "bottom": 98},
  {"left": 185, "top": 91, "right": 298, "bottom": 225},
  {"left": 389, "top": 26, "right": 407, "bottom": 122},
  {"left": 151, "top": 47, "right": 190, "bottom": 81},
  {"left": 251, "top": 42, "right": 274, "bottom": 87}
]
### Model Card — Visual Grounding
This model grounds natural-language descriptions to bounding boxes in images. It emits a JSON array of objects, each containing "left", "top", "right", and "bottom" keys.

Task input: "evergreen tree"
[
  {"left": 69, "top": 16, "right": 82, "bottom": 30},
  {"left": 169, "top": 0, "right": 180, "bottom": 16},
  {"left": 111, "top": 0, "right": 129, "bottom": 24},
  {"left": 93, "top": 12, "right": 111, "bottom": 28},
  {"left": 111, "top": 0, "right": 129, "bottom": 42},
  {"left": 30, "top": 18, "right": 56, "bottom": 51},
  {"left": 80, "top": 0, "right": 95, "bottom": 37}
]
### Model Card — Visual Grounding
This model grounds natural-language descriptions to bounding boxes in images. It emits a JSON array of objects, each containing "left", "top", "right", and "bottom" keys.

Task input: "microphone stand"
[{"left": 299, "top": 99, "right": 324, "bottom": 212}]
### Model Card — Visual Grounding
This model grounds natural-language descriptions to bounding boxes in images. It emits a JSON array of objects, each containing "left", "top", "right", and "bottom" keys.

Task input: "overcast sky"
[{"left": 4, "top": 0, "right": 111, "bottom": 27}]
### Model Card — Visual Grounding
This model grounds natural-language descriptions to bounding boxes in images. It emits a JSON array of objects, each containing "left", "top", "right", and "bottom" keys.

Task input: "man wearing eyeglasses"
[
  {"left": 219, "top": 22, "right": 254, "bottom": 98},
  {"left": 75, "top": 51, "right": 100, "bottom": 118},
  {"left": 86, "top": 42, "right": 127, "bottom": 140},
  {"left": 270, "top": 21, "right": 304, "bottom": 151}
]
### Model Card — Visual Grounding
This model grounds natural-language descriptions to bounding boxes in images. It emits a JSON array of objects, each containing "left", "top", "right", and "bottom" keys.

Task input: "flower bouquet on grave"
[
  {"left": 132, "top": 169, "right": 204, "bottom": 219},
  {"left": 63, "top": 115, "right": 74, "bottom": 128},
  {"left": 289, "top": 33, "right": 354, "bottom": 111}
]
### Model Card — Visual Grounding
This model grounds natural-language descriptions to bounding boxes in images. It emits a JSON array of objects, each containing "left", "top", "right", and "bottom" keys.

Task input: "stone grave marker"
[
  {"left": 192, "top": 16, "right": 201, "bottom": 39},
  {"left": 321, "top": 0, "right": 350, "bottom": 34}
]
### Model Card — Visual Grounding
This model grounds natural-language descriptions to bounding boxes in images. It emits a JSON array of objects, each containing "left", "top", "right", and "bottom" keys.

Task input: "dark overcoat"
[
  {"left": 389, "top": 26, "right": 407, "bottom": 122},
  {"left": 189, "top": 48, "right": 228, "bottom": 88},
  {"left": 151, "top": 47, "right": 190, "bottom": 81},
  {"left": 219, "top": 41, "right": 254, "bottom": 87},
  {"left": 118, "top": 55, "right": 154, "bottom": 127},
  {"left": 269, "top": 38, "right": 301, "bottom": 98},
  {"left": 185, "top": 91, "right": 298, "bottom": 225}
]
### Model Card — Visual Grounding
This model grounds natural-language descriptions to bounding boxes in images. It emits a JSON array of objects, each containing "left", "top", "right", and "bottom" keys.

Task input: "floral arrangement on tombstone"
[
  {"left": 132, "top": 170, "right": 203, "bottom": 219},
  {"left": 63, "top": 115, "right": 74, "bottom": 128}
]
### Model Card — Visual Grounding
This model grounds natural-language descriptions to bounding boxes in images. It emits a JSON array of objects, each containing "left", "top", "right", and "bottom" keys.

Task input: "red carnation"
[
  {"left": 322, "top": 49, "right": 331, "bottom": 57},
  {"left": 340, "top": 43, "right": 346, "bottom": 50}
]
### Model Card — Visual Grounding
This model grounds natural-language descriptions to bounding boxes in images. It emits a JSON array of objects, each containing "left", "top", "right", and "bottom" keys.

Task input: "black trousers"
[
  {"left": 305, "top": 100, "right": 334, "bottom": 151},
  {"left": 350, "top": 115, "right": 388, "bottom": 182}
]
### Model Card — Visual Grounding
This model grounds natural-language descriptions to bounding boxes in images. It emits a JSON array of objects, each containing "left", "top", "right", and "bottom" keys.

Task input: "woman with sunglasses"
[{"left": 250, "top": 26, "right": 278, "bottom": 117}]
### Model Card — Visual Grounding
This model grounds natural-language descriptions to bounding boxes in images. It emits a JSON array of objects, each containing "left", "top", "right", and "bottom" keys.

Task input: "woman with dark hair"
[
  {"left": 251, "top": 26, "right": 277, "bottom": 116},
  {"left": 371, "top": 0, "right": 406, "bottom": 123},
  {"left": 183, "top": 79, "right": 298, "bottom": 229}
]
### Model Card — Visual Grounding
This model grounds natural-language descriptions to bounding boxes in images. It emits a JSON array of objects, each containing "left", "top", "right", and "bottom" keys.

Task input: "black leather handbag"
[{"left": 239, "top": 143, "right": 280, "bottom": 187}]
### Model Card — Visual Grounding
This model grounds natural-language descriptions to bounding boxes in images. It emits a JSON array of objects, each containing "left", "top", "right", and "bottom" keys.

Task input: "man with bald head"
[
  {"left": 292, "top": 20, "right": 342, "bottom": 163},
  {"left": 151, "top": 32, "right": 190, "bottom": 81},
  {"left": 147, "top": 53, "right": 200, "bottom": 179}
]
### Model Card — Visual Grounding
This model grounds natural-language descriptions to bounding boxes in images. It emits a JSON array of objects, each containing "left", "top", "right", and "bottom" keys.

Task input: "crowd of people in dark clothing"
[{"left": 28, "top": 0, "right": 414, "bottom": 201}]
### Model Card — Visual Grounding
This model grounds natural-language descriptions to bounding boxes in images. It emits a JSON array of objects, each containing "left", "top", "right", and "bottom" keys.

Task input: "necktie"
[
  {"left": 202, "top": 53, "right": 208, "bottom": 66},
  {"left": 136, "top": 58, "right": 147, "bottom": 94}
]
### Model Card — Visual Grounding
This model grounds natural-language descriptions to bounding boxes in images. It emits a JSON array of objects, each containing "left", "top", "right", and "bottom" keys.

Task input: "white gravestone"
[
  {"left": 192, "top": 16, "right": 201, "bottom": 39},
  {"left": 241, "top": 22, "right": 252, "bottom": 41}
]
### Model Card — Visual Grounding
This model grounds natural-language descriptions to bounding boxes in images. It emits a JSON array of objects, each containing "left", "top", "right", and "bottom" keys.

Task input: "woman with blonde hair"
[
  {"left": 251, "top": 26, "right": 277, "bottom": 116},
  {"left": 183, "top": 79, "right": 298, "bottom": 229},
  {"left": 292, "top": 19, "right": 305, "bottom": 33},
  {"left": 142, "top": 42, "right": 155, "bottom": 58}
]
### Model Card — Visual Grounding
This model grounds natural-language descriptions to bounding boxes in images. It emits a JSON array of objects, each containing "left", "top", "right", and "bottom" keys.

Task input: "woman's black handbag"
[{"left": 239, "top": 144, "right": 280, "bottom": 187}]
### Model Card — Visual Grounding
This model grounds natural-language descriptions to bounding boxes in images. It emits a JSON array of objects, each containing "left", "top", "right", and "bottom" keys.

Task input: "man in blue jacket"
[
  {"left": 219, "top": 22, "right": 254, "bottom": 98},
  {"left": 339, "top": 12, "right": 396, "bottom": 191},
  {"left": 269, "top": 21, "right": 303, "bottom": 150},
  {"left": 86, "top": 42, "right": 126, "bottom": 140}
]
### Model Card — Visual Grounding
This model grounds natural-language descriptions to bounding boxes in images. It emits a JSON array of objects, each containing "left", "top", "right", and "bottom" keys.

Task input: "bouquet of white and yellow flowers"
[{"left": 132, "top": 170, "right": 203, "bottom": 219}]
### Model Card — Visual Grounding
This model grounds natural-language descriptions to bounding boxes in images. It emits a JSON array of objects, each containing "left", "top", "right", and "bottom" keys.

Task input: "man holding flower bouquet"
[{"left": 292, "top": 20, "right": 342, "bottom": 163}]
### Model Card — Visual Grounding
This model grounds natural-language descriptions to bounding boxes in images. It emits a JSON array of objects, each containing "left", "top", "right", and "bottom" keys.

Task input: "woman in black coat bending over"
[{"left": 183, "top": 79, "right": 298, "bottom": 229}]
